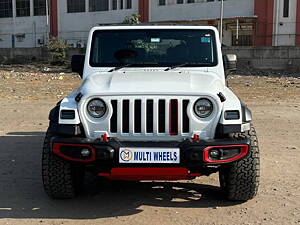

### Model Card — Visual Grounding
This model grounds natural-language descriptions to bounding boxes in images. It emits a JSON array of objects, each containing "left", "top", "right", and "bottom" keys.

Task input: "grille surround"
[{"left": 79, "top": 95, "right": 220, "bottom": 141}]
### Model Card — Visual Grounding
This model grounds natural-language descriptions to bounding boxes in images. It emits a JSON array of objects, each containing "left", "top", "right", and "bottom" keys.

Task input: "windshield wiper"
[
  {"left": 164, "top": 62, "right": 212, "bottom": 71},
  {"left": 108, "top": 64, "right": 134, "bottom": 72},
  {"left": 108, "top": 62, "right": 159, "bottom": 72}
]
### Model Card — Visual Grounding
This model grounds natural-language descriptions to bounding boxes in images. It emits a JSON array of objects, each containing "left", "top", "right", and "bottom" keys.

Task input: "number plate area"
[{"left": 119, "top": 147, "right": 180, "bottom": 164}]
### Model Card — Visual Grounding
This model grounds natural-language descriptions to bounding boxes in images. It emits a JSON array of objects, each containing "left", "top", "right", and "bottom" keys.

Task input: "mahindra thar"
[{"left": 42, "top": 25, "right": 259, "bottom": 201}]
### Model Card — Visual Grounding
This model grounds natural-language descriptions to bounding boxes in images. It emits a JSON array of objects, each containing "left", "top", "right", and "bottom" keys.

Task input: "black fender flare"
[{"left": 48, "top": 101, "right": 61, "bottom": 123}]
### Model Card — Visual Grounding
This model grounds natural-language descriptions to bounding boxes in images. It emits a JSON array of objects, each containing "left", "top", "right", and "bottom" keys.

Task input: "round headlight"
[
  {"left": 87, "top": 99, "right": 107, "bottom": 118},
  {"left": 194, "top": 98, "right": 213, "bottom": 118}
]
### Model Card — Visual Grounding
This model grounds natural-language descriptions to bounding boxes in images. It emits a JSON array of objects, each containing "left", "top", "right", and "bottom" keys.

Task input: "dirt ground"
[{"left": 0, "top": 64, "right": 299, "bottom": 225}]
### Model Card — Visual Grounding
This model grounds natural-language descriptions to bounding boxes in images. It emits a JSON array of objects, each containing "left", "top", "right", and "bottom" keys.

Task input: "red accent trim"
[
  {"left": 98, "top": 168, "right": 200, "bottom": 181},
  {"left": 193, "top": 134, "right": 199, "bottom": 143},
  {"left": 49, "top": 0, "right": 58, "bottom": 37},
  {"left": 190, "top": 173, "right": 201, "bottom": 177},
  {"left": 169, "top": 99, "right": 178, "bottom": 136},
  {"left": 203, "top": 145, "right": 248, "bottom": 163},
  {"left": 296, "top": 1, "right": 300, "bottom": 46},
  {"left": 138, "top": 0, "right": 149, "bottom": 23},
  {"left": 53, "top": 143, "right": 96, "bottom": 162},
  {"left": 102, "top": 133, "right": 108, "bottom": 142},
  {"left": 253, "top": 0, "right": 274, "bottom": 46}
]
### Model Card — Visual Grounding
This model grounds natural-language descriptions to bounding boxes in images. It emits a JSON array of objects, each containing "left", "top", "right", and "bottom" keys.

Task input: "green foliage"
[
  {"left": 47, "top": 37, "right": 68, "bottom": 65},
  {"left": 123, "top": 13, "right": 141, "bottom": 24}
]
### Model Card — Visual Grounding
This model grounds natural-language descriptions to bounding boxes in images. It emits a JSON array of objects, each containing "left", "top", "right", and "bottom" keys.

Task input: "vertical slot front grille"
[
  {"left": 146, "top": 100, "right": 154, "bottom": 133},
  {"left": 109, "top": 98, "right": 190, "bottom": 135},
  {"left": 110, "top": 100, "right": 117, "bottom": 133},
  {"left": 169, "top": 99, "right": 178, "bottom": 135},
  {"left": 122, "top": 100, "right": 130, "bottom": 133},
  {"left": 134, "top": 100, "right": 142, "bottom": 133},
  {"left": 182, "top": 100, "right": 190, "bottom": 133},
  {"left": 158, "top": 100, "right": 166, "bottom": 133}
]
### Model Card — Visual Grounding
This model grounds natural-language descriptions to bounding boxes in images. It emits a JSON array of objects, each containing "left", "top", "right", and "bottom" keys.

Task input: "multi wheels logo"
[
  {"left": 120, "top": 148, "right": 133, "bottom": 162},
  {"left": 119, "top": 147, "right": 180, "bottom": 164}
]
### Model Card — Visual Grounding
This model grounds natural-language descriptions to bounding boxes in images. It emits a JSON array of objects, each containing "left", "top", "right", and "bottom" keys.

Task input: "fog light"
[
  {"left": 209, "top": 149, "right": 222, "bottom": 159},
  {"left": 81, "top": 149, "right": 90, "bottom": 157}
]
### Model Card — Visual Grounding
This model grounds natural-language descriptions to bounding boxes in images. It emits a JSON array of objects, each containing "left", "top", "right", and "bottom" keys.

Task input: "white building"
[{"left": 0, "top": 0, "right": 299, "bottom": 48}]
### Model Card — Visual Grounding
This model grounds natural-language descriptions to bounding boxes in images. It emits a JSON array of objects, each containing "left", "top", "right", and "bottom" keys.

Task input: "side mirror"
[
  {"left": 71, "top": 55, "right": 85, "bottom": 78},
  {"left": 224, "top": 54, "right": 237, "bottom": 77}
]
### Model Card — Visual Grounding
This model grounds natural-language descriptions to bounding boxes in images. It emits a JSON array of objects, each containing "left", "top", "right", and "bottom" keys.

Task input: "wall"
[
  {"left": 149, "top": 0, "right": 254, "bottom": 22},
  {"left": 0, "top": 48, "right": 48, "bottom": 63},
  {"left": 0, "top": 0, "right": 48, "bottom": 48},
  {"left": 0, "top": 0, "right": 138, "bottom": 48},
  {"left": 58, "top": 0, "right": 139, "bottom": 47},
  {"left": 273, "top": 0, "right": 298, "bottom": 46},
  {"left": 223, "top": 46, "right": 300, "bottom": 71}
]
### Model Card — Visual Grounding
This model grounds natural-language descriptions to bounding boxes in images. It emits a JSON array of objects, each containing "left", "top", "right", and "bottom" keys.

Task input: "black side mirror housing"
[
  {"left": 71, "top": 55, "right": 85, "bottom": 78},
  {"left": 223, "top": 54, "right": 237, "bottom": 77}
]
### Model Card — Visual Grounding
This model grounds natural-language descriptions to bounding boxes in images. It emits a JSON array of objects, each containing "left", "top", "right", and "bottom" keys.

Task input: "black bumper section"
[{"left": 51, "top": 137, "right": 250, "bottom": 171}]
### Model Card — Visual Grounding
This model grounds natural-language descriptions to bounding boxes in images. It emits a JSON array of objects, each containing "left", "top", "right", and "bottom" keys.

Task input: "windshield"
[{"left": 90, "top": 29, "right": 218, "bottom": 67}]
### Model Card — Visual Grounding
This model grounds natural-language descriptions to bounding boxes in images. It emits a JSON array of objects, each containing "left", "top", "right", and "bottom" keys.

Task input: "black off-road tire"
[
  {"left": 219, "top": 124, "right": 260, "bottom": 201},
  {"left": 42, "top": 129, "right": 85, "bottom": 199}
]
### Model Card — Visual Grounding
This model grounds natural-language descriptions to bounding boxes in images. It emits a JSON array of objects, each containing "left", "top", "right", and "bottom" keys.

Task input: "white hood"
[{"left": 80, "top": 70, "right": 225, "bottom": 97}]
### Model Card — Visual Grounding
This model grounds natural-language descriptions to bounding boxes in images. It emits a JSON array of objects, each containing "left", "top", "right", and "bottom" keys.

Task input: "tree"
[
  {"left": 47, "top": 37, "right": 68, "bottom": 65},
  {"left": 122, "top": 13, "right": 141, "bottom": 24}
]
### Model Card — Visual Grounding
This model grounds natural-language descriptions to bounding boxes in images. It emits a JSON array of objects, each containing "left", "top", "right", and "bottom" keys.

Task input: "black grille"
[
  {"left": 158, "top": 100, "right": 166, "bottom": 133},
  {"left": 110, "top": 100, "right": 117, "bottom": 133},
  {"left": 182, "top": 100, "right": 190, "bottom": 133},
  {"left": 134, "top": 100, "right": 142, "bottom": 133},
  {"left": 122, "top": 100, "right": 130, "bottom": 133},
  {"left": 169, "top": 99, "right": 178, "bottom": 135},
  {"left": 146, "top": 100, "right": 154, "bottom": 133}
]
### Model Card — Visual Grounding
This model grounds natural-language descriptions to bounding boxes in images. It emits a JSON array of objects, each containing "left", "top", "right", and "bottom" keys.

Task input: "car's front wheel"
[
  {"left": 219, "top": 124, "right": 260, "bottom": 201},
  {"left": 42, "top": 127, "right": 85, "bottom": 199}
]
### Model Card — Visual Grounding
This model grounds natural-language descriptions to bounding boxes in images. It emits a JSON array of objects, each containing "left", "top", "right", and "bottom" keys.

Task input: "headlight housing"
[
  {"left": 194, "top": 98, "right": 213, "bottom": 118},
  {"left": 87, "top": 98, "right": 107, "bottom": 118}
]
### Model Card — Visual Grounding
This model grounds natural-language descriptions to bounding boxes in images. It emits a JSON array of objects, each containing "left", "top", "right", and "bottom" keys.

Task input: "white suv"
[{"left": 42, "top": 25, "right": 259, "bottom": 201}]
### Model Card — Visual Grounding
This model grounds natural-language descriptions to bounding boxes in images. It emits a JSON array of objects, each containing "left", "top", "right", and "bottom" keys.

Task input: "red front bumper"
[{"left": 51, "top": 136, "right": 250, "bottom": 181}]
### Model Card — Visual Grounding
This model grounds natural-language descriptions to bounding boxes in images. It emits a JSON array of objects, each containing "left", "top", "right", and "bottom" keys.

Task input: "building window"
[
  {"left": 177, "top": 0, "right": 183, "bottom": 4},
  {"left": 283, "top": 0, "right": 289, "bottom": 18},
  {"left": 126, "top": 0, "right": 132, "bottom": 9},
  {"left": 207, "top": 0, "right": 214, "bottom": 2},
  {"left": 158, "top": 0, "right": 166, "bottom": 5},
  {"left": 34, "top": 0, "right": 46, "bottom": 16},
  {"left": 67, "top": 0, "right": 85, "bottom": 13},
  {"left": 187, "top": 0, "right": 195, "bottom": 3},
  {"left": 90, "top": 0, "right": 109, "bottom": 11},
  {"left": 0, "top": 0, "right": 13, "bottom": 18},
  {"left": 16, "top": 0, "right": 30, "bottom": 17},
  {"left": 119, "top": 0, "right": 123, "bottom": 9}
]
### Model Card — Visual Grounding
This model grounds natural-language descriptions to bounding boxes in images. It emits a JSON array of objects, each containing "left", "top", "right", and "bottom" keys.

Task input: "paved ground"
[{"left": 0, "top": 65, "right": 299, "bottom": 225}]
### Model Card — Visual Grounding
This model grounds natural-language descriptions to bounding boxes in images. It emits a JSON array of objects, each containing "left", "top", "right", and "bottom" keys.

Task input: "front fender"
[
  {"left": 216, "top": 87, "right": 252, "bottom": 136},
  {"left": 58, "top": 90, "right": 81, "bottom": 125}
]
